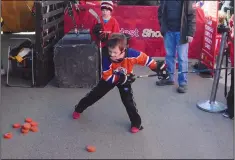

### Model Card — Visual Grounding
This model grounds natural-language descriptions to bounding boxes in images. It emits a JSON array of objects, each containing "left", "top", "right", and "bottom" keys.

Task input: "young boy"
[
  {"left": 90, "top": 0, "right": 120, "bottom": 76},
  {"left": 90, "top": 0, "right": 120, "bottom": 49},
  {"left": 72, "top": 33, "right": 167, "bottom": 133}
]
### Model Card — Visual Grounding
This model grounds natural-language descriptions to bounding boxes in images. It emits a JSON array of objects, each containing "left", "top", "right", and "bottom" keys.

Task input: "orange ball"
[
  {"left": 21, "top": 128, "right": 29, "bottom": 134},
  {"left": 30, "top": 126, "right": 39, "bottom": 132},
  {"left": 3, "top": 132, "right": 13, "bottom": 139},
  {"left": 86, "top": 145, "right": 96, "bottom": 152},
  {"left": 30, "top": 121, "right": 38, "bottom": 127},
  {"left": 25, "top": 118, "right": 33, "bottom": 123},
  {"left": 12, "top": 123, "right": 21, "bottom": 128},
  {"left": 22, "top": 123, "right": 31, "bottom": 130}
]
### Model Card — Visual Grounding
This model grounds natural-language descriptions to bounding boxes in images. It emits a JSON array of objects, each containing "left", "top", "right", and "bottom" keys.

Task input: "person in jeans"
[{"left": 157, "top": 0, "right": 196, "bottom": 93}]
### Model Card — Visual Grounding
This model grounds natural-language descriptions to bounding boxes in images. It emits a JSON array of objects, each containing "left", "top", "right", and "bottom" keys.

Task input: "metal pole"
[
  {"left": 31, "top": 48, "right": 35, "bottom": 87},
  {"left": 99, "top": 41, "right": 102, "bottom": 79},
  {"left": 209, "top": 32, "right": 227, "bottom": 103},
  {"left": 6, "top": 46, "right": 11, "bottom": 86},
  {"left": 196, "top": 32, "right": 228, "bottom": 113},
  {"left": 224, "top": 47, "right": 229, "bottom": 97}
]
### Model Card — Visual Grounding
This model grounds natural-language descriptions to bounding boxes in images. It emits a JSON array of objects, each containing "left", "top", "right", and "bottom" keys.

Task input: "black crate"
[{"left": 53, "top": 32, "right": 100, "bottom": 88}]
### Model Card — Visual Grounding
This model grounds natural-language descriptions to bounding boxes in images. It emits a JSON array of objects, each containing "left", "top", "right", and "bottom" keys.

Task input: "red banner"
[
  {"left": 200, "top": 1, "right": 219, "bottom": 72},
  {"left": 64, "top": 5, "right": 206, "bottom": 59}
]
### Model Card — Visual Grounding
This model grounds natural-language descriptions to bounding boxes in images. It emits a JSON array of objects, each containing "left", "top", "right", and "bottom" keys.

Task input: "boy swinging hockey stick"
[{"left": 72, "top": 33, "right": 167, "bottom": 133}]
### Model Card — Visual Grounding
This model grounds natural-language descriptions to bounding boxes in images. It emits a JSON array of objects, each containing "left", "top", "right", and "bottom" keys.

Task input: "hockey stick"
[
  {"left": 67, "top": 1, "right": 78, "bottom": 33},
  {"left": 88, "top": 8, "right": 101, "bottom": 23},
  {"left": 136, "top": 67, "right": 234, "bottom": 78},
  {"left": 88, "top": 8, "right": 103, "bottom": 78}
]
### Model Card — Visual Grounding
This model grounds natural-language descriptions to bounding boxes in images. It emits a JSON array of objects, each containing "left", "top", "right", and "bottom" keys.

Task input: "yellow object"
[
  {"left": 15, "top": 55, "right": 24, "bottom": 63},
  {"left": 15, "top": 48, "right": 31, "bottom": 63},
  {"left": 1, "top": 1, "right": 35, "bottom": 32},
  {"left": 1, "top": 17, "right": 4, "bottom": 27}
]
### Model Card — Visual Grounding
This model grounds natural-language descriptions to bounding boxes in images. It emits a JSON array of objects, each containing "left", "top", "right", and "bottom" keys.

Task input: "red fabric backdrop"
[{"left": 64, "top": 5, "right": 206, "bottom": 59}]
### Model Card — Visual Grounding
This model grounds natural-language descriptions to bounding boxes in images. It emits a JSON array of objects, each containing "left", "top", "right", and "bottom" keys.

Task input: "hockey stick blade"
[
  {"left": 136, "top": 67, "right": 234, "bottom": 78},
  {"left": 88, "top": 8, "right": 101, "bottom": 23}
]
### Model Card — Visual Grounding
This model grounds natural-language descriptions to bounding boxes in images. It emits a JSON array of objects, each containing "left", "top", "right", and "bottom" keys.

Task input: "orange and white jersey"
[{"left": 102, "top": 48, "right": 157, "bottom": 84}]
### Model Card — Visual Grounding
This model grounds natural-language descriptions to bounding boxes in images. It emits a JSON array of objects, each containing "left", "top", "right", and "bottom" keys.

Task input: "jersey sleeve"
[
  {"left": 101, "top": 57, "right": 119, "bottom": 84},
  {"left": 129, "top": 49, "right": 157, "bottom": 70}
]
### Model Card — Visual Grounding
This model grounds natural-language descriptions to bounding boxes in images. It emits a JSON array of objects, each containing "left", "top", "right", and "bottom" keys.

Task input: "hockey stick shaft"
[
  {"left": 136, "top": 67, "right": 234, "bottom": 78},
  {"left": 88, "top": 9, "right": 103, "bottom": 78},
  {"left": 67, "top": 2, "right": 77, "bottom": 29}
]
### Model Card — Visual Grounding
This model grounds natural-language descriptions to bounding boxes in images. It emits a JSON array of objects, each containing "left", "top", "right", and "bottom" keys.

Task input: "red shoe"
[
  {"left": 130, "top": 126, "right": 143, "bottom": 133},
  {"left": 72, "top": 111, "right": 80, "bottom": 119}
]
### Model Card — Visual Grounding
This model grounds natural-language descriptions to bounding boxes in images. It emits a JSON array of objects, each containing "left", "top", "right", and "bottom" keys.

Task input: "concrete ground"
[{"left": 1, "top": 33, "right": 234, "bottom": 159}]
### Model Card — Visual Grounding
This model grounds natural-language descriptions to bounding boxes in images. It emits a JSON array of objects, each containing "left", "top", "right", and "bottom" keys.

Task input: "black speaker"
[
  {"left": 53, "top": 32, "right": 100, "bottom": 88},
  {"left": 60, "top": 29, "right": 91, "bottom": 45}
]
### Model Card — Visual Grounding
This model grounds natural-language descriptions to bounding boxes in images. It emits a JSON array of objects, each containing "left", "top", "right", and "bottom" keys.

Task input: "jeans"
[{"left": 164, "top": 31, "right": 189, "bottom": 86}]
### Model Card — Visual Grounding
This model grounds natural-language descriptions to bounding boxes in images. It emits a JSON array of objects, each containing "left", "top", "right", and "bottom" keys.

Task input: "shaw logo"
[
  {"left": 120, "top": 28, "right": 163, "bottom": 38},
  {"left": 120, "top": 28, "right": 139, "bottom": 37},
  {"left": 142, "top": 29, "right": 163, "bottom": 38}
]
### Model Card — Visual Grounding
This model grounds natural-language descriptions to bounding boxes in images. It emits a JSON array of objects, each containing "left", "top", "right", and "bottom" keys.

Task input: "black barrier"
[{"left": 35, "top": 1, "right": 65, "bottom": 87}]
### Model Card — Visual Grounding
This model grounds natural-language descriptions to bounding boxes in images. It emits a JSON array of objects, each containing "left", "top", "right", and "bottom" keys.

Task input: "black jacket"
[{"left": 158, "top": 0, "right": 196, "bottom": 44}]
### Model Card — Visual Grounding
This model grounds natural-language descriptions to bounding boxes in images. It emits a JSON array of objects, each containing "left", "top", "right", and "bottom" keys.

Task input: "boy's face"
[
  {"left": 101, "top": 9, "right": 111, "bottom": 18},
  {"left": 108, "top": 46, "right": 126, "bottom": 62}
]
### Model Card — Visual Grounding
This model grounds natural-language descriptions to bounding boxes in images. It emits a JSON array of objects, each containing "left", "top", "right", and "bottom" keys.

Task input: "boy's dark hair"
[{"left": 107, "top": 33, "right": 127, "bottom": 51}]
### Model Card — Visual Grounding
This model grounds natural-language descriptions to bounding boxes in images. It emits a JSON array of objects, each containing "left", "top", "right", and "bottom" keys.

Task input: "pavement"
[{"left": 1, "top": 33, "right": 234, "bottom": 159}]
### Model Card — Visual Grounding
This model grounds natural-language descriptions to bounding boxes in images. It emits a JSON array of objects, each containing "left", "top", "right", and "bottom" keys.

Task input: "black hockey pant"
[{"left": 75, "top": 80, "right": 142, "bottom": 128}]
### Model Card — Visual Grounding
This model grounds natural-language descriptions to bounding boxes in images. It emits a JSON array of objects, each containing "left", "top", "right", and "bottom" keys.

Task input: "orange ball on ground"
[
  {"left": 12, "top": 123, "right": 21, "bottom": 128},
  {"left": 30, "top": 126, "right": 39, "bottom": 132},
  {"left": 25, "top": 118, "right": 33, "bottom": 123},
  {"left": 30, "top": 121, "right": 38, "bottom": 127},
  {"left": 22, "top": 123, "right": 31, "bottom": 130},
  {"left": 3, "top": 132, "right": 13, "bottom": 139},
  {"left": 86, "top": 145, "right": 96, "bottom": 152},
  {"left": 21, "top": 128, "right": 29, "bottom": 134}
]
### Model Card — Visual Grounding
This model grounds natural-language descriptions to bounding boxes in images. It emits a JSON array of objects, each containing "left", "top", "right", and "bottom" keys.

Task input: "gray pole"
[
  {"left": 209, "top": 32, "right": 227, "bottom": 103},
  {"left": 196, "top": 32, "right": 228, "bottom": 113}
]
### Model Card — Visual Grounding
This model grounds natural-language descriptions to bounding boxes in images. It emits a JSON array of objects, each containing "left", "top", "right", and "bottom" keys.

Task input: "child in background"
[
  {"left": 91, "top": 0, "right": 120, "bottom": 57},
  {"left": 72, "top": 33, "right": 167, "bottom": 133}
]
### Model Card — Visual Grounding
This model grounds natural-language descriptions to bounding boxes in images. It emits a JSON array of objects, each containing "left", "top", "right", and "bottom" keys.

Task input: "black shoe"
[
  {"left": 177, "top": 85, "right": 188, "bottom": 93},
  {"left": 74, "top": 104, "right": 83, "bottom": 113},
  {"left": 156, "top": 79, "right": 174, "bottom": 86}
]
